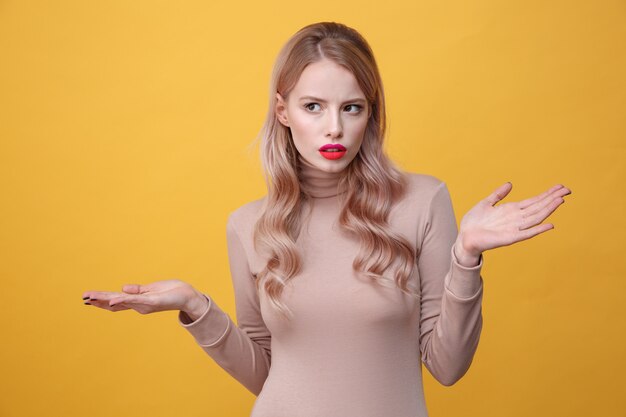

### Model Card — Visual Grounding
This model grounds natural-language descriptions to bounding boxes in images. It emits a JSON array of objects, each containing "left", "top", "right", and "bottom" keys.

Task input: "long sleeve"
[
  {"left": 417, "top": 181, "right": 484, "bottom": 386},
  {"left": 177, "top": 214, "right": 272, "bottom": 395}
]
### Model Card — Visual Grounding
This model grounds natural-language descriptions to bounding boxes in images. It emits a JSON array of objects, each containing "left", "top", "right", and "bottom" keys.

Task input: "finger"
[
  {"left": 85, "top": 298, "right": 130, "bottom": 311},
  {"left": 82, "top": 291, "right": 123, "bottom": 301},
  {"left": 110, "top": 298, "right": 157, "bottom": 314},
  {"left": 518, "top": 184, "right": 565, "bottom": 209},
  {"left": 519, "top": 197, "right": 564, "bottom": 230},
  {"left": 521, "top": 188, "right": 567, "bottom": 217},
  {"left": 109, "top": 294, "right": 154, "bottom": 307},
  {"left": 83, "top": 290, "right": 99, "bottom": 300},
  {"left": 108, "top": 302, "right": 131, "bottom": 312},
  {"left": 484, "top": 182, "right": 513, "bottom": 206},
  {"left": 122, "top": 284, "right": 146, "bottom": 294},
  {"left": 515, "top": 222, "right": 555, "bottom": 243}
]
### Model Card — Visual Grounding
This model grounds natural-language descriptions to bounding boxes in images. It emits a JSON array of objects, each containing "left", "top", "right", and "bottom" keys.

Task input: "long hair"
[{"left": 252, "top": 22, "right": 418, "bottom": 318}]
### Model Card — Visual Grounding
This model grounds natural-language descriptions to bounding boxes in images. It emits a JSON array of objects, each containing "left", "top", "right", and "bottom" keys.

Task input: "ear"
[{"left": 275, "top": 92, "right": 290, "bottom": 127}]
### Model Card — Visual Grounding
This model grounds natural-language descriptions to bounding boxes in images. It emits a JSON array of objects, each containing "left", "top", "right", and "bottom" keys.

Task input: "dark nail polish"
[
  {"left": 90, "top": 299, "right": 99, "bottom": 301},
  {"left": 84, "top": 302, "right": 91, "bottom": 305},
  {"left": 82, "top": 296, "right": 89, "bottom": 300}
]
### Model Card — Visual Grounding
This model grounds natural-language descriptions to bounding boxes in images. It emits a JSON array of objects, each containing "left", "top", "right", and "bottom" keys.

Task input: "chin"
[{"left": 324, "top": 159, "right": 353, "bottom": 173}]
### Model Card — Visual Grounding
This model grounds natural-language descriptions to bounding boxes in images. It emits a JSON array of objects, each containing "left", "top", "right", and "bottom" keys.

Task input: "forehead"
[{"left": 291, "top": 59, "right": 365, "bottom": 100}]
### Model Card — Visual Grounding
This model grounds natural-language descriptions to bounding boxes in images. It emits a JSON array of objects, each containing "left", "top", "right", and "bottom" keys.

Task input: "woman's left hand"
[{"left": 454, "top": 182, "right": 572, "bottom": 266}]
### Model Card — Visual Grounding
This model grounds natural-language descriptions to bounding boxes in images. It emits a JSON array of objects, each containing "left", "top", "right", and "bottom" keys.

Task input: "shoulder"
[
  {"left": 225, "top": 196, "right": 270, "bottom": 270},
  {"left": 390, "top": 170, "right": 451, "bottom": 220},
  {"left": 389, "top": 171, "right": 454, "bottom": 248},
  {"left": 226, "top": 195, "right": 267, "bottom": 234},
  {"left": 402, "top": 171, "right": 449, "bottom": 203}
]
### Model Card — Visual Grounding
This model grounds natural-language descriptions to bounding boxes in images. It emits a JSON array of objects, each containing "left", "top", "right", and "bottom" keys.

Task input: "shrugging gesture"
[{"left": 453, "top": 182, "right": 572, "bottom": 267}]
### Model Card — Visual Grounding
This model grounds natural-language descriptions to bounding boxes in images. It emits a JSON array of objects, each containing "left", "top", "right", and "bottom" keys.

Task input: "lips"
[
  {"left": 319, "top": 144, "right": 347, "bottom": 160},
  {"left": 319, "top": 144, "right": 346, "bottom": 151}
]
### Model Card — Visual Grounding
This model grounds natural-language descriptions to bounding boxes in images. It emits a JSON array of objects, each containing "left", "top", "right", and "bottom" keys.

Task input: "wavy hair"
[{"left": 252, "top": 22, "right": 418, "bottom": 318}]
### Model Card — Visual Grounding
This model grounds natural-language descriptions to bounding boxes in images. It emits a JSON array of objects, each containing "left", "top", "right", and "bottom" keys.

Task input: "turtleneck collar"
[{"left": 297, "top": 154, "right": 348, "bottom": 199}]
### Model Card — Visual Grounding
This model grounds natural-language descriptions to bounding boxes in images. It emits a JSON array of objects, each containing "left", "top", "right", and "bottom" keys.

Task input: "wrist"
[
  {"left": 183, "top": 291, "right": 209, "bottom": 322},
  {"left": 453, "top": 238, "right": 481, "bottom": 267}
]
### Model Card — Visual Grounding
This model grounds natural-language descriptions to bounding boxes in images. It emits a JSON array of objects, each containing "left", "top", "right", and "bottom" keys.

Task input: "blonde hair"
[{"left": 252, "top": 22, "right": 418, "bottom": 318}]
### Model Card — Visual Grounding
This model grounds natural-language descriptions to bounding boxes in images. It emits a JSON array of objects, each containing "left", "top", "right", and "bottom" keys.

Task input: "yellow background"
[{"left": 1, "top": 1, "right": 624, "bottom": 416}]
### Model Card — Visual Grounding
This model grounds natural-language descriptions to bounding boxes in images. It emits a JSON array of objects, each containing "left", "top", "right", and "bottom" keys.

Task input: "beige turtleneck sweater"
[{"left": 178, "top": 156, "right": 484, "bottom": 417}]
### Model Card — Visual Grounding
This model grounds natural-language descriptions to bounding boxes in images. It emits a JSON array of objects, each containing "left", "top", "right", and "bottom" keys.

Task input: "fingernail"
[
  {"left": 90, "top": 299, "right": 99, "bottom": 301},
  {"left": 84, "top": 302, "right": 91, "bottom": 305},
  {"left": 82, "top": 296, "right": 89, "bottom": 300}
]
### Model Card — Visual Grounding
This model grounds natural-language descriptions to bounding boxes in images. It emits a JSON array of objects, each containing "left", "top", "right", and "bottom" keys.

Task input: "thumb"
[
  {"left": 484, "top": 182, "right": 513, "bottom": 206},
  {"left": 122, "top": 284, "right": 144, "bottom": 294}
]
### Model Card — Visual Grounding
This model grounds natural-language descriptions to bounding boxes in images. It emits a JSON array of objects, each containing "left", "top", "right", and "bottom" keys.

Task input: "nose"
[{"left": 325, "top": 110, "right": 343, "bottom": 139}]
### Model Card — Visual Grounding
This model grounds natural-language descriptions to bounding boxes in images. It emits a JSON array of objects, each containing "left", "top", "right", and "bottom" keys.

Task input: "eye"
[
  {"left": 344, "top": 104, "right": 363, "bottom": 113},
  {"left": 304, "top": 103, "right": 321, "bottom": 112}
]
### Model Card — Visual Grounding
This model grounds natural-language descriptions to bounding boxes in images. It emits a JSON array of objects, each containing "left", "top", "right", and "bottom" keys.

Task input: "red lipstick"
[{"left": 319, "top": 144, "right": 347, "bottom": 160}]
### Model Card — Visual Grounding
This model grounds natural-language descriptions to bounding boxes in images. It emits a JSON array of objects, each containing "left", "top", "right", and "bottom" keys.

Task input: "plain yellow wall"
[{"left": 1, "top": 1, "right": 624, "bottom": 416}]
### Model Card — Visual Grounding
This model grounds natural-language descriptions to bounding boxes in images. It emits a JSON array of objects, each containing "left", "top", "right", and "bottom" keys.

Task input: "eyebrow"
[{"left": 298, "top": 95, "right": 367, "bottom": 104}]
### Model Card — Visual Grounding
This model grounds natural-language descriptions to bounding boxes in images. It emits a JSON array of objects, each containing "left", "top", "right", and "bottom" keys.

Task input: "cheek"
[
  {"left": 348, "top": 118, "right": 368, "bottom": 141},
  {"left": 289, "top": 112, "right": 319, "bottom": 140}
]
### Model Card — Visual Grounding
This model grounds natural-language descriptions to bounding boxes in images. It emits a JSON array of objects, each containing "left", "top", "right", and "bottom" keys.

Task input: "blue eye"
[{"left": 305, "top": 103, "right": 321, "bottom": 112}]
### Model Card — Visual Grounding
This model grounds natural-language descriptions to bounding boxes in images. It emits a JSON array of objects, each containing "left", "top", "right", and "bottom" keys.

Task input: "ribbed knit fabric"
[{"left": 179, "top": 160, "right": 484, "bottom": 417}]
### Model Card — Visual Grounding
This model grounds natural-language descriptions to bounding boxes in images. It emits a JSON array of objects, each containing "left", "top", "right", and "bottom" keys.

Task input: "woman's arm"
[
  {"left": 82, "top": 214, "right": 272, "bottom": 396},
  {"left": 417, "top": 181, "right": 571, "bottom": 386},
  {"left": 177, "top": 214, "right": 271, "bottom": 395},
  {"left": 417, "top": 182, "right": 484, "bottom": 386}
]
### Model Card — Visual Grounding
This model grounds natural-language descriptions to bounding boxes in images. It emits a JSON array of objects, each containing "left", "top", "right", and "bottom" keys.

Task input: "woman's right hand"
[{"left": 82, "top": 279, "right": 209, "bottom": 321}]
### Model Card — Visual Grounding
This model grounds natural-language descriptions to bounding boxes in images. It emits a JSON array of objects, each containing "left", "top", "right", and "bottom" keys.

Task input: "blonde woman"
[{"left": 83, "top": 22, "right": 571, "bottom": 417}]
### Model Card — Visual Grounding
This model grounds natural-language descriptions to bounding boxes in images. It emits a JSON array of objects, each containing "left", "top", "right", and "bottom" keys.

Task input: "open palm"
[
  {"left": 457, "top": 182, "right": 571, "bottom": 257},
  {"left": 82, "top": 279, "right": 201, "bottom": 315}
]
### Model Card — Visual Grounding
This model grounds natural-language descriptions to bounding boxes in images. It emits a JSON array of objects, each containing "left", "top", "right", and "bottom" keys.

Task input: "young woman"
[{"left": 83, "top": 22, "right": 571, "bottom": 417}]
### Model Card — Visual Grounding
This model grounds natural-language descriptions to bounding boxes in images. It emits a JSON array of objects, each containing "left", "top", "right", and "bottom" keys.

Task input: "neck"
[{"left": 297, "top": 154, "right": 347, "bottom": 199}]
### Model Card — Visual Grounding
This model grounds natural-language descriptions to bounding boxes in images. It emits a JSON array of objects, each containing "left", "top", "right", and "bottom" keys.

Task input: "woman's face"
[{"left": 275, "top": 58, "right": 370, "bottom": 174}]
